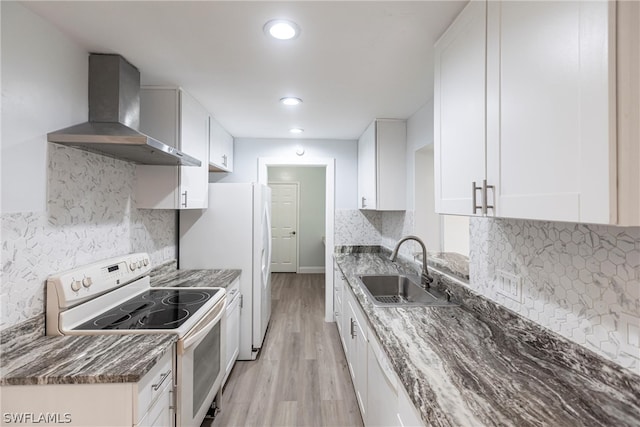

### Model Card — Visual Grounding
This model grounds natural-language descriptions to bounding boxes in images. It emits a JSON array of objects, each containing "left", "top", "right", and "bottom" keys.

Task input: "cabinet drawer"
[
  {"left": 137, "top": 348, "right": 174, "bottom": 421},
  {"left": 137, "top": 378, "right": 173, "bottom": 427}
]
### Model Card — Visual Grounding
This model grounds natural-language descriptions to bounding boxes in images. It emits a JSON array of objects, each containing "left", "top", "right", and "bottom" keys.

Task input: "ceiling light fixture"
[
  {"left": 280, "top": 97, "right": 303, "bottom": 106},
  {"left": 264, "top": 19, "right": 300, "bottom": 40},
  {"left": 289, "top": 128, "right": 304, "bottom": 134}
]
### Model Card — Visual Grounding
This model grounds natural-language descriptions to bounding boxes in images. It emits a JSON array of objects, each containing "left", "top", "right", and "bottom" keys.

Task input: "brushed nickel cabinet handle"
[
  {"left": 181, "top": 191, "right": 188, "bottom": 208},
  {"left": 482, "top": 179, "right": 494, "bottom": 215},
  {"left": 152, "top": 370, "right": 172, "bottom": 391},
  {"left": 350, "top": 318, "right": 356, "bottom": 339},
  {"left": 472, "top": 181, "right": 482, "bottom": 214}
]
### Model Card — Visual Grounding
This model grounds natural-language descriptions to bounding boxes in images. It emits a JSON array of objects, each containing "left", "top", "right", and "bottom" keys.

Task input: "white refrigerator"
[{"left": 179, "top": 183, "right": 272, "bottom": 360}]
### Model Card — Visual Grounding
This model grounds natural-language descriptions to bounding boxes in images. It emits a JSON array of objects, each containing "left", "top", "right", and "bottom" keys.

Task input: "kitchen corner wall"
[
  {"left": 470, "top": 218, "right": 640, "bottom": 374},
  {"left": 1, "top": 146, "right": 176, "bottom": 329},
  {"left": 1, "top": 2, "right": 176, "bottom": 330}
]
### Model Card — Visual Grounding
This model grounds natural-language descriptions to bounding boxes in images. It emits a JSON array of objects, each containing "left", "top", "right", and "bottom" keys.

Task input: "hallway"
[{"left": 209, "top": 273, "right": 363, "bottom": 427}]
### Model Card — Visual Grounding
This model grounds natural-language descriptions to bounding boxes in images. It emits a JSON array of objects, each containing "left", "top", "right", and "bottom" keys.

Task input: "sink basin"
[{"left": 356, "top": 274, "right": 458, "bottom": 307}]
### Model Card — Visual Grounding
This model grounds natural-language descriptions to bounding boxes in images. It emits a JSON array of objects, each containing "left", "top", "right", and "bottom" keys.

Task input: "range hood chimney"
[{"left": 48, "top": 54, "right": 201, "bottom": 166}]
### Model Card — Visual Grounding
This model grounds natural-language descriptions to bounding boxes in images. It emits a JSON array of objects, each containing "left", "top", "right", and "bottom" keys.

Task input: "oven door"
[{"left": 176, "top": 297, "right": 226, "bottom": 427}]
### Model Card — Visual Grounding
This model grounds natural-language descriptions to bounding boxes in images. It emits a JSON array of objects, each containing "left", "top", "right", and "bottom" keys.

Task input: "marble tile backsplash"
[
  {"left": 1, "top": 144, "right": 176, "bottom": 329},
  {"left": 380, "top": 210, "right": 417, "bottom": 258},
  {"left": 469, "top": 217, "right": 640, "bottom": 374},
  {"left": 334, "top": 209, "right": 419, "bottom": 259},
  {"left": 334, "top": 209, "right": 381, "bottom": 246}
]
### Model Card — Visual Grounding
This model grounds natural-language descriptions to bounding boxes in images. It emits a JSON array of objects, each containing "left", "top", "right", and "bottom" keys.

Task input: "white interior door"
[{"left": 269, "top": 182, "right": 298, "bottom": 273}]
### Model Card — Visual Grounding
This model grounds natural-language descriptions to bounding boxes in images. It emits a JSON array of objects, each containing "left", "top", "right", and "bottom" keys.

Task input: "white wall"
[
  {"left": 405, "top": 100, "right": 435, "bottom": 210},
  {"left": 211, "top": 138, "right": 357, "bottom": 210},
  {"left": 269, "top": 167, "right": 326, "bottom": 270},
  {"left": 1, "top": 1, "right": 87, "bottom": 214},
  {"left": 1, "top": 3, "right": 176, "bottom": 330}
]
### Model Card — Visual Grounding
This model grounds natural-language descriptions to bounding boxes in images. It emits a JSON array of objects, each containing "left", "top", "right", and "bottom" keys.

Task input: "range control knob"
[
  {"left": 143, "top": 258, "right": 149, "bottom": 266},
  {"left": 71, "top": 280, "right": 82, "bottom": 292},
  {"left": 82, "top": 277, "right": 93, "bottom": 288},
  {"left": 129, "top": 262, "right": 137, "bottom": 271},
  {"left": 137, "top": 261, "right": 143, "bottom": 268}
]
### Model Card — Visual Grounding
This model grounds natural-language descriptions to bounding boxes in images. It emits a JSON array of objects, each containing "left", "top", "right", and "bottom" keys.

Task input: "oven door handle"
[{"left": 180, "top": 298, "right": 226, "bottom": 352}]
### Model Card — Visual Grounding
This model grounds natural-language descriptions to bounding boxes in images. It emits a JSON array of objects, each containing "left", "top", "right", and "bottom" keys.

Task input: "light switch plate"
[{"left": 496, "top": 269, "right": 522, "bottom": 303}]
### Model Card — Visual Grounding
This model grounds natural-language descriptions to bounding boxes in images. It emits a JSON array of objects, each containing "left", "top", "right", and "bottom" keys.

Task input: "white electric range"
[{"left": 46, "top": 252, "right": 226, "bottom": 427}]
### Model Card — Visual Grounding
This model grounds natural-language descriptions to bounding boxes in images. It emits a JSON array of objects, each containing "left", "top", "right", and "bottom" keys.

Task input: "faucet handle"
[{"left": 421, "top": 272, "right": 434, "bottom": 289}]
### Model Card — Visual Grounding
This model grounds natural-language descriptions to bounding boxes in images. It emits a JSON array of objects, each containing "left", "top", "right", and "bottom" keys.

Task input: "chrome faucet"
[{"left": 389, "top": 235, "right": 434, "bottom": 289}]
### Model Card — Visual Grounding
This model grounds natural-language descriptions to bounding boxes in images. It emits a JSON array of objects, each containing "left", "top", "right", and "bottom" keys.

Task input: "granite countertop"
[
  {"left": 334, "top": 252, "right": 640, "bottom": 427},
  {"left": 1, "top": 325, "right": 176, "bottom": 386},
  {"left": 150, "top": 261, "right": 240, "bottom": 289}
]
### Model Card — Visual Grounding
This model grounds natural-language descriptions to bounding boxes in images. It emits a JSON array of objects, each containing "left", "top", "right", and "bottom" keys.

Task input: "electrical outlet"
[
  {"left": 496, "top": 269, "right": 522, "bottom": 303},
  {"left": 163, "top": 247, "right": 173, "bottom": 260},
  {"left": 620, "top": 313, "right": 640, "bottom": 355}
]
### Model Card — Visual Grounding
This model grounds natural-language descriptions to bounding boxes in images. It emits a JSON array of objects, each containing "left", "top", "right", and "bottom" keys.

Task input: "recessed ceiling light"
[
  {"left": 264, "top": 19, "right": 300, "bottom": 40},
  {"left": 289, "top": 128, "right": 304, "bottom": 134},
  {"left": 280, "top": 97, "right": 303, "bottom": 106}
]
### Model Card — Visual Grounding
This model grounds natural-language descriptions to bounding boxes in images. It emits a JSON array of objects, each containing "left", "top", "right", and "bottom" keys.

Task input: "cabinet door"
[
  {"left": 348, "top": 298, "right": 368, "bottom": 422},
  {"left": 224, "top": 286, "right": 240, "bottom": 383},
  {"left": 179, "top": 90, "right": 209, "bottom": 209},
  {"left": 209, "top": 116, "right": 234, "bottom": 172},
  {"left": 397, "top": 383, "right": 424, "bottom": 427},
  {"left": 486, "top": 0, "right": 614, "bottom": 223},
  {"left": 358, "top": 121, "right": 377, "bottom": 209},
  {"left": 334, "top": 267, "right": 348, "bottom": 353},
  {"left": 367, "top": 334, "right": 398, "bottom": 427},
  {"left": 434, "top": 0, "right": 487, "bottom": 216}
]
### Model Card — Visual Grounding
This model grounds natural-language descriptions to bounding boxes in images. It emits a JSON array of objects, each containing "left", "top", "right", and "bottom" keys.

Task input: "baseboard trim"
[{"left": 298, "top": 267, "right": 326, "bottom": 274}]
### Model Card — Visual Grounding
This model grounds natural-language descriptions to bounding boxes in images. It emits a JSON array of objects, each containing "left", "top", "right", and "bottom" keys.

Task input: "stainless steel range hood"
[{"left": 48, "top": 54, "right": 201, "bottom": 166}]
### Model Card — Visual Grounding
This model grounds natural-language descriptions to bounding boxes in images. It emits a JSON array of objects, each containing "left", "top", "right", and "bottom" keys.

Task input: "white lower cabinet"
[
  {"left": 223, "top": 278, "right": 241, "bottom": 386},
  {"left": 0, "top": 347, "right": 175, "bottom": 427},
  {"left": 397, "top": 383, "right": 424, "bottom": 427},
  {"left": 335, "top": 268, "right": 424, "bottom": 427},
  {"left": 334, "top": 264, "right": 347, "bottom": 354},
  {"left": 367, "top": 330, "right": 398, "bottom": 427},
  {"left": 348, "top": 297, "right": 368, "bottom": 421}
]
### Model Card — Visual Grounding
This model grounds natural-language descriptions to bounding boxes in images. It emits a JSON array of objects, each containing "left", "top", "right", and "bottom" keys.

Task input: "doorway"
[
  {"left": 269, "top": 182, "right": 299, "bottom": 273},
  {"left": 258, "top": 157, "right": 336, "bottom": 322}
]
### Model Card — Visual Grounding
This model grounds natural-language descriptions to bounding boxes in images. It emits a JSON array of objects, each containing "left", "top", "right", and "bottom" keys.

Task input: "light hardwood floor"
[{"left": 206, "top": 273, "right": 363, "bottom": 427}]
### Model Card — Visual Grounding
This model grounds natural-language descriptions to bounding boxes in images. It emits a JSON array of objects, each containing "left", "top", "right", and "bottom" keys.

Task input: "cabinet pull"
[
  {"left": 222, "top": 154, "right": 227, "bottom": 167},
  {"left": 361, "top": 197, "right": 367, "bottom": 208},
  {"left": 350, "top": 318, "right": 356, "bottom": 339},
  {"left": 181, "top": 191, "right": 188, "bottom": 208},
  {"left": 471, "top": 181, "right": 482, "bottom": 214},
  {"left": 152, "top": 370, "right": 172, "bottom": 391},
  {"left": 482, "top": 179, "right": 494, "bottom": 215}
]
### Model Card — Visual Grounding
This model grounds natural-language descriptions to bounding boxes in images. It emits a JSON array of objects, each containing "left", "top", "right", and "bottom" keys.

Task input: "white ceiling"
[{"left": 24, "top": 1, "right": 466, "bottom": 140}]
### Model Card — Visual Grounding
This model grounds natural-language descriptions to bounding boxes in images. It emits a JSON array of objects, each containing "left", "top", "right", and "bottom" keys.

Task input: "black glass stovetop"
[{"left": 75, "top": 288, "right": 222, "bottom": 330}]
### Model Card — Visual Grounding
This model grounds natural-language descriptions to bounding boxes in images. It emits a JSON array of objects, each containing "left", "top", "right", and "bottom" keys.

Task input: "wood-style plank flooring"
[{"left": 206, "top": 273, "right": 363, "bottom": 427}]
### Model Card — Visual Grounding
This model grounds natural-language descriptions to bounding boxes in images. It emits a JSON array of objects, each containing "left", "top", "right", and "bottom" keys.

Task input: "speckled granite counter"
[
  {"left": 1, "top": 317, "right": 176, "bottom": 386},
  {"left": 334, "top": 251, "right": 640, "bottom": 427},
  {"left": 150, "top": 260, "right": 240, "bottom": 289}
]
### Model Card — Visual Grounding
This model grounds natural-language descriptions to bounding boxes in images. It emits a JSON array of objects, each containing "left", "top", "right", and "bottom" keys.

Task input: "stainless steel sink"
[{"left": 356, "top": 274, "right": 458, "bottom": 307}]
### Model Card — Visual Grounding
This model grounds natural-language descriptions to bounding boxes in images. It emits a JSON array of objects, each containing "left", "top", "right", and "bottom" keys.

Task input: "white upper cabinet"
[
  {"left": 435, "top": 0, "right": 640, "bottom": 225},
  {"left": 135, "top": 87, "right": 209, "bottom": 209},
  {"left": 434, "top": 0, "right": 487, "bottom": 217},
  {"left": 357, "top": 119, "right": 406, "bottom": 211},
  {"left": 209, "top": 115, "right": 234, "bottom": 172}
]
